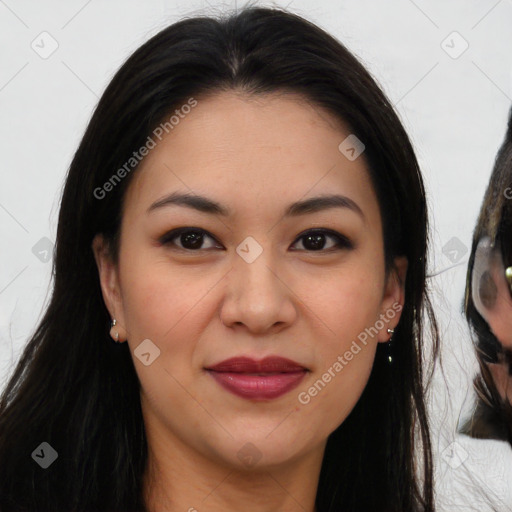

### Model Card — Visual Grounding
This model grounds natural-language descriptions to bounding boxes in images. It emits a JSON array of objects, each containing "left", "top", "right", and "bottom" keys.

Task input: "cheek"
[
  {"left": 119, "top": 255, "right": 214, "bottom": 342},
  {"left": 296, "top": 334, "right": 376, "bottom": 442},
  {"left": 293, "top": 270, "right": 382, "bottom": 430},
  {"left": 309, "top": 269, "right": 383, "bottom": 346},
  {"left": 119, "top": 259, "right": 212, "bottom": 419}
]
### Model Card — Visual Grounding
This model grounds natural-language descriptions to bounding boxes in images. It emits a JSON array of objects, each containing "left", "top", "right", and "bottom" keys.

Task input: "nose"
[{"left": 219, "top": 248, "right": 297, "bottom": 334}]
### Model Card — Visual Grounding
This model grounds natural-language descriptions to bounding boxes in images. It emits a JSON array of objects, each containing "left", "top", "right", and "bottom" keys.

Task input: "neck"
[{"left": 142, "top": 417, "right": 324, "bottom": 512}]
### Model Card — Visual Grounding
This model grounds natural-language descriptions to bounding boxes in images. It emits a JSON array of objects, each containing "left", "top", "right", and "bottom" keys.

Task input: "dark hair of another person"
[
  {"left": 0, "top": 5, "right": 439, "bottom": 511},
  {"left": 461, "top": 106, "right": 512, "bottom": 445}
]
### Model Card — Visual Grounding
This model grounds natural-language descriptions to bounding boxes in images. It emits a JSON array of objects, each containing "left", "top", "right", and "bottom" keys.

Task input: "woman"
[
  {"left": 0, "top": 6, "right": 439, "bottom": 511},
  {"left": 461, "top": 106, "right": 512, "bottom": 444}
]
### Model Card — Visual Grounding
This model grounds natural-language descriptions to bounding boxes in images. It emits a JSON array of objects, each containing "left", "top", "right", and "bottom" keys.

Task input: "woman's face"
[{"left": 93, "top": 91, "right": 406, "bottom": 471}]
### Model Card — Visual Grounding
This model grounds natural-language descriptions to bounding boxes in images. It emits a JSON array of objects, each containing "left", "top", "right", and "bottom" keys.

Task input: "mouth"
[{"left": 205, "top": 356, "right": 309, "bottom": 401}]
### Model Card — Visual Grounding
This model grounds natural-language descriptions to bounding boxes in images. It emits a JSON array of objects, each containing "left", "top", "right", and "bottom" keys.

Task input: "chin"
[{"left": 210, "top": 432, "right": 313, "bottom": 471}]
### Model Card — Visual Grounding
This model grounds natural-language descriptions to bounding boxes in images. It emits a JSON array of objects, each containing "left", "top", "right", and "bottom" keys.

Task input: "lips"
[
  {"left": 206, "top": 356, "right": 307, "bottom": 373},
  {"left": 205, "top": 356, "right": 308, "bottom": 401}
]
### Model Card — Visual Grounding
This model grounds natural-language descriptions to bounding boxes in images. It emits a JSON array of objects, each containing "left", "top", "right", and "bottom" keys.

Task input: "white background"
[{"left": 1, "top": 0, "right": 512, "bottom": 509}]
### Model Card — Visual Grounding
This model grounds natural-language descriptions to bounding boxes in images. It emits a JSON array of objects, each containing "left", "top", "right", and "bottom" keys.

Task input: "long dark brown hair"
[{"left": 0, "top": 5, "right": 439, "bottom": 511}]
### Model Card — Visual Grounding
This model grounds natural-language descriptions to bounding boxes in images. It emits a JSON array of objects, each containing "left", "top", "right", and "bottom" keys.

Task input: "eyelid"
[
  {"left": 158, "top": 227, "right": 222, "bottom": 248},
  {"left": 291, "top": 228, "right": 353, "bottom": 250},
  {"left": 158, "top": 227, "right": 353, "bottom": 251}
]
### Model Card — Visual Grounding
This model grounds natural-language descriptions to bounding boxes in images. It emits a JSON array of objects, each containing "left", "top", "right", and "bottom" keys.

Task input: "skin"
[{"left": 92, "top": 90, "right": 407, "bottom": 512}]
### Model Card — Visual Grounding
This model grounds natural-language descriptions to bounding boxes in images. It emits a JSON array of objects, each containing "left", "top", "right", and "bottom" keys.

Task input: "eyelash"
[{"left": 158, "top": 227, "right": 353, "bottom": 253}]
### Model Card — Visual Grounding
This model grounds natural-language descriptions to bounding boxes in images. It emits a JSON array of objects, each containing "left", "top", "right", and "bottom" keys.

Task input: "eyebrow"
[{"left": 147, "top": 191, "right": 364, "bottom": 220}]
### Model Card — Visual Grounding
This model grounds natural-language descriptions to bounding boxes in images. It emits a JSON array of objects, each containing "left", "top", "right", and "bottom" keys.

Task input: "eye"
[
  {"left": 159, "top": 227, "right": 352, "bottom": 252},
  {"left": 158, "top": 227, "right": 221, "bottom": 251},
  {"left": 291, "top": 229, "right": 353, "bottom": 252}
]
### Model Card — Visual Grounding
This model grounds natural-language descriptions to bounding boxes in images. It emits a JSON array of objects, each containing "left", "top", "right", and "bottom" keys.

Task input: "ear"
[
  {"left": 92, "top": 234, "right": 127, "bottom": 341},
  {"left": 376, "top": 255, "right": 407, "bottom": 343}
]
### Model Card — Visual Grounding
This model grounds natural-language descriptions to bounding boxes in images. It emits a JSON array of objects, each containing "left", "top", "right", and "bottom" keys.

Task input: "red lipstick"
[{"left": 205, "top": 356, "right": 308, "bottom": 401}]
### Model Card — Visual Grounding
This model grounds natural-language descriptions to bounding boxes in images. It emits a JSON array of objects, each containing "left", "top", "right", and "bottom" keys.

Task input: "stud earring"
[{"left": 110, "top": 318, "right": 120, "bottom": 343}]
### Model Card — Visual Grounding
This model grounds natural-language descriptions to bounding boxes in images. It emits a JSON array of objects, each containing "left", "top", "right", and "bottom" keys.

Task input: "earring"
[
  {"left": 387, "top": 328, "right": 395, "bottom": 365},
  {"left": 110, "top": 318, "right": 121, "bottom": 343}
]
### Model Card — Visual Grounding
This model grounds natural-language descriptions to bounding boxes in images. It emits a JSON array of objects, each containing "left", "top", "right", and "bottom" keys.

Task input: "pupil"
[
  {"left": 182, "top": 231, "right": 203, "bottom": 249},
  {"left": 305, "top": 233, "right": 325, "bottom": 251}
]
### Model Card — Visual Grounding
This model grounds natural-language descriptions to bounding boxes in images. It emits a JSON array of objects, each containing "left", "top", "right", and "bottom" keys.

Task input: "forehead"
[{"left": 123, "top": 91, "right": 380, "bottom": 224}]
